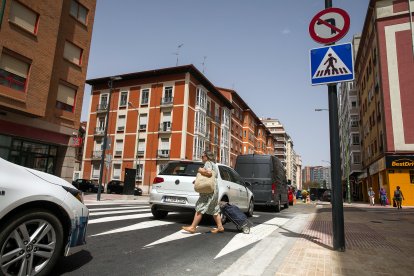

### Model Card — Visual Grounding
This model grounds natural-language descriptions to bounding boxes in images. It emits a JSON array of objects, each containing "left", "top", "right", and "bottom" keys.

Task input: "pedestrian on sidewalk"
[
  {"left": 379, "top": 187, "right": 387, "bottom": 206},
  {"left": 393, "top": 186, "right": 405, "bottom": 209},
  {"left": 182, "top": 151, "right": 224, "bottom": 234},
  {"left": 368, "top": 187, "right": 375, "bottom": 206}
]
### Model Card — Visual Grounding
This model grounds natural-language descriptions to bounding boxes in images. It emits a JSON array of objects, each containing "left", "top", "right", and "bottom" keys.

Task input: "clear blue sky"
[{"left": 82, "top": 0, "right": 370, "bottom": 167}]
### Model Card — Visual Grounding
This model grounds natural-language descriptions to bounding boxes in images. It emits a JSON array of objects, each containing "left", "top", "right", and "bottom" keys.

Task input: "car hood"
[{"left": 25, "top": 167, "right": 73, "bottom": 188}]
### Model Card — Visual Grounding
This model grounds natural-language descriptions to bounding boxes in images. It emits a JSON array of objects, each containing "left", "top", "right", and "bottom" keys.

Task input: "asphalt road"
[{"left": 52, "top": 202, "right": 315, "bottom": 276}]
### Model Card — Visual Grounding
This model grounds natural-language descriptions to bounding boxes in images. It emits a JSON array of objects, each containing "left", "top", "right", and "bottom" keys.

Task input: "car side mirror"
[{"left": 245, "top": 181, "right": 251, "bottom": 187}]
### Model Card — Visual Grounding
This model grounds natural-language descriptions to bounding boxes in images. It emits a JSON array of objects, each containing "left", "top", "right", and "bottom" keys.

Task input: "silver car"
[{"left": 149, "top": 161, "right": 254, "bottom": 219}]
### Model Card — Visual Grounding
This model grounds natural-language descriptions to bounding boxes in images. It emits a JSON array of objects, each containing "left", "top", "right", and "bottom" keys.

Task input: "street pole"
[
  {"left": 97, "top": 76, "right": 121, "bottom": 201},
  {"left": 325, "top": 0, "right": 345, "bottom": 251}
]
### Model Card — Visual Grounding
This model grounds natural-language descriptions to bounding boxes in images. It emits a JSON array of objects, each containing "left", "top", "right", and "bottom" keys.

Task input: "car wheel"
[
  {"left": 246, "top": 199, "right": 254, "bottom": 217},
  {"left": 284, "top": 201, "right": 289, "bottom": 209},
  {"left": 0, "top": 209, "right": 64, "bottom": 276},
  {"left": 151, "top": 206, "right": 168, "bottom": 219}
]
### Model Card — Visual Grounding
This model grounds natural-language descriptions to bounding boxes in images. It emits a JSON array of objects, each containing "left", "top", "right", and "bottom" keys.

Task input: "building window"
[
  {"left": 137, "top": 139, "right": 145, "bottom": 154},
  {"left": 139, "top": 114, "right": 147, "bottom": 130},
  {"left": 119, "top": 91, "right": 128, "bottom": 107},
  {"left": 70, "top": 0, "right": 88, "bottom": 25},
  {"left": 113, "top": 164, "right": 121, "bottom": 179},
  {"left": 56, "top": 83, "right": 76, "bottom": 112},
  {"left": 351, "top": 133, "right": 360, "bottom": 145},
  {"left": 141, "top": 89, "right": 149, "bottom": 105},
  {"left": 163, "top": 86, "right": 173, "bottom": 103},
  {"left": 117, "top": 115, "right": 125, "bottom": 132},
  {"left": 0, "top": 52, "right": 30, "bottom": 91},
  {"left": 410, "top": 170, "right": 414, "bottom": 184},
  {"left": 115, "top": 140, "right": 123, "bottom": 156},
  {"left": 92, "top": 163, "right": 100, "bottom": 178},
  {"left": 64, "top": 41, "right": 82, "bottom": 65},
  {"left": 136, "top": 164, "right": 143, "bottom": 179},
  {"left": 9, "top": 0, "right": 39, "bottom": 34},
  {"left": 196, "top": 87, "right": 207, "bottom": 109}
]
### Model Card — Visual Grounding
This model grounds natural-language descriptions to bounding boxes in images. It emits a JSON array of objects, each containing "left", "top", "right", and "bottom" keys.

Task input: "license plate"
[{"left": 164, "top": 196, "right": 186, "bottom": 204}]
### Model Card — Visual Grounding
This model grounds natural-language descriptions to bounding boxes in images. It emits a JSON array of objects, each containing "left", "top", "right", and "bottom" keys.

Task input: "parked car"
[
  {"left": 106, "top": 180, "right": 124, "bottom": 194},
  {"left": 322, "top": 190, "right": 331, "bottom": 202},
  {"left": 234, "top": 154, "right": 289, "bottom": 212},
  {"left": 149, "top": 161, "right": 254, "bottom": 219},
  {"left": 107, "top": 180, "right": 142, "bottom": 196},
  {"left": 72, "top": 178, "right": 103, "bottom": 193},
  {"left": 0, "top": 157, "right": 89, "bottom": 276}
]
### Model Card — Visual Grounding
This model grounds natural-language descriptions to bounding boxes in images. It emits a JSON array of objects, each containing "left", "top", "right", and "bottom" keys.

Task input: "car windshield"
[{"left": 160, "top": 162, "right": 203, "bottom": 176}]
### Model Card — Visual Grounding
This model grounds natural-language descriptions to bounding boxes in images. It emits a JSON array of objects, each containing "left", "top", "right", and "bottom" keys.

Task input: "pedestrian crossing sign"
[{"left": 310, "top": 43, "right": 354, "bottom": 85}]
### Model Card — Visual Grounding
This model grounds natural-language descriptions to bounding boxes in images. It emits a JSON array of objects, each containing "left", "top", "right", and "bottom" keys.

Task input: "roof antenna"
[
  {"left": 202, "top": 56, "right": 207, "bottom": 73},
  {"left": 174, "top": 43, "right": 184, "bottom": 66}
]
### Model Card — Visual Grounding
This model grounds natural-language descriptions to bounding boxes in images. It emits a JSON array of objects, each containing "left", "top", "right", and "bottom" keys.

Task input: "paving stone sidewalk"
[{"left": 275, "top": 203, "right": 414, "bottom": 276}]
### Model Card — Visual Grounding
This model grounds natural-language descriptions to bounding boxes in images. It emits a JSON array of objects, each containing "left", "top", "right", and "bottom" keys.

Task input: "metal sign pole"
[{"left": 325, "top": 0, "right": 345, "bottom": 251}]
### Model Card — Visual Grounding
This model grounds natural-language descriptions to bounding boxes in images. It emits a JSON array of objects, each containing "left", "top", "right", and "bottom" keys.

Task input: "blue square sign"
[{"left": 310, "top": 43, "right": 354, "bottom": 85}]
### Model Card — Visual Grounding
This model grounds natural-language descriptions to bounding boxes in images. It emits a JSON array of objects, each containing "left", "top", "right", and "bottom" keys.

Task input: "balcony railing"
[
  {"left": 96, "top": 103, "right": 108, "bottom": 112},
  {"left": 92, "top": 150, "right": 102, "bottom": 159},
  {"left": 158, "top": 149, "right": 170, "bottom": 158},
  {"left": 94, "top": 127, "right": 105, "bottom": 135},
  {"left": 159, "top": 122, "right": 172, "bottom": 132},
  {"left": 161, "top": 97, "right": 173, "bottom": 105},
  {"left": 136, "top": 150, "right": 145, "bottom": 157},
  {"left": 114, "top": 150, "right": 123, "bottom": 156}
]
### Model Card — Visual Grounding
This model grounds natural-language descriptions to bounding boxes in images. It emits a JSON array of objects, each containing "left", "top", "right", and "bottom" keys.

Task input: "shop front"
[{"left": 385, "top": 155, "right": 414, "bottom": 206}]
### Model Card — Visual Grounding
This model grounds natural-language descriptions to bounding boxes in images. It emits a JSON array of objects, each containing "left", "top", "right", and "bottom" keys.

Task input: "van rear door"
[{"left": 235, "top": 161, "right": 273, "bottom": 204}]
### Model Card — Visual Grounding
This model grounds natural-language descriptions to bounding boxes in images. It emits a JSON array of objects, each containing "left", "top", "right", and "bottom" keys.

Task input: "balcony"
[
  {"left": 158, "top": 149, "right": 170, "bottom": 158},
  {"left": 114, "top": 150, "right": 123, "bottom": 157},
  {"left": 94, "top": 127, "right": 105, "bottom": 136},
  {"left": 92, "top": 150, "right": 102, "bottom": 159},
  {"left": 117, "top": 126, "right": 125, "bottom": 132},
  {"left": 159, "top": 122, "right": 172, "bottom": 133},
  {"left": 136, "top": 150, "right": 145, "bottom": 157},
  {"left": 160, "top": 97, "right": 173, "bottom": 107},
  {"left": 96, "top": 103, "right": 107, "bottom": 113}
]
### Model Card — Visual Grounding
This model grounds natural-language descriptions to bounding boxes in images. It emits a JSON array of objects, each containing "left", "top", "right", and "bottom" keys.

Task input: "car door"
[
  {"left": 228, "top": 167, "right": 249, "bottom": 210},
  {"left": 217, "top": 165, "right": 239, "bottom": 206}
]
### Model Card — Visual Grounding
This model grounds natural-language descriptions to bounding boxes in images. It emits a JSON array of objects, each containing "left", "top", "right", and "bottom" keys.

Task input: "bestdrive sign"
[{"left": 386, "top": 156, "right": 414, "bottom": 168}]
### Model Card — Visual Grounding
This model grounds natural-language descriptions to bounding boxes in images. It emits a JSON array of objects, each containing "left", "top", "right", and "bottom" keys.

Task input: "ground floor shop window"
[{"left": 0, "top": 134, "right": 57, "bottom": 174}]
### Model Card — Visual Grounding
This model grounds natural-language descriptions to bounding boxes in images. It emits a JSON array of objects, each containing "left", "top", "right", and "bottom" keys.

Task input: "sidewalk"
[
  {"left": 275, "top": 202, "right": 414, "bottom": 276},
  {"left": 83, "top": 193, "right": 150, "bottom": 204}
]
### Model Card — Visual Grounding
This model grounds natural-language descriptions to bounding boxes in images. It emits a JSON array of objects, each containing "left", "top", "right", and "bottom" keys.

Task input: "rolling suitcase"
[{"left": 220, "top": 202, "right": 251, "bottom": 234}]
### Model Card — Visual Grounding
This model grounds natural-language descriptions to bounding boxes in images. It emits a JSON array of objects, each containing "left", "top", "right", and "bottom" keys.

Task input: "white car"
[
  {"left": 149, "top": 161, "right": 254, "bottom": 219},
  {"left": 0, "top": 158, "right": 89, "bottom": 276}
]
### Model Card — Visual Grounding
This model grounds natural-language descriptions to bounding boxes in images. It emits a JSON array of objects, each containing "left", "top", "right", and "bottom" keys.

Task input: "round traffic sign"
[{"left": 309, "top": 7, "right": 350, "bottom": 44}]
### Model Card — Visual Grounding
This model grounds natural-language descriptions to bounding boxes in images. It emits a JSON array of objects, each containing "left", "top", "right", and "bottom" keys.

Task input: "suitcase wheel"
[{"left": 242, "top": 226, "right": 250, "bottom": 234}]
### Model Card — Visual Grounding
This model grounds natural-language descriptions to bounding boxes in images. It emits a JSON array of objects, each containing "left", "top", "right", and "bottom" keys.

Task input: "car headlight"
[{"left": 62, "top": 186, "right": 83, "bottom": 203}]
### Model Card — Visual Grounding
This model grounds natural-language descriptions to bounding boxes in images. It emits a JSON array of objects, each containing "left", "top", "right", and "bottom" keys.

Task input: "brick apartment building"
[
  {"left": 355, "top": 0, "right": 414, "bottom": 205},
  {"left": 0, "top": 0, "right": 96, "bottom": 181},
  {"left": 218, "top": 87, "right": 274, "bottom": 167},
  {"left": 82, "top": 65, "right": 277, "bottom": 192}
]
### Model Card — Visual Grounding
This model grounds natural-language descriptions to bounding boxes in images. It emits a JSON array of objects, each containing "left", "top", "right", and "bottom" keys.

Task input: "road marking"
[
  {"left": 89, "top": 206, "right": 149, "bottom": 212},
  {"left": 214, "top": 217, "right": 290, "bottom": 259},
  {"left": 89, "top": 208, "right": 151, "bottom": 216},
  {"left": 88, "top": 213, "right": 154, "bottom": 224},
  {"left": 143, "top": 226, "right": 212, "bottom": 248},
  {"left": 91, "top": 220, "right": 174, "bottom": 236},
  {"left": 85, "top": 201, "right": 148, "bottom": 206}
]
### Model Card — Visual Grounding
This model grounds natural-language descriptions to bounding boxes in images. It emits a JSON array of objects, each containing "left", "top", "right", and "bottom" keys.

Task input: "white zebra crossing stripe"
[
  {"left": 91, "top": 220, "right": 174, "bottom": 236},
  {"left": 144, "top": 226, "right": 212, "bottom": 248},
  {"left": 214, "top": 217, "right": 290, "bottom": 259},
  {"left": 89, "top": 208, "right": 150, "bottom": 216},
  {"left": 88, "top": 213, "right": 154, "bottom": 224},
  {"left": 89, "top": 206, "right": 149, "bottom": 212}
]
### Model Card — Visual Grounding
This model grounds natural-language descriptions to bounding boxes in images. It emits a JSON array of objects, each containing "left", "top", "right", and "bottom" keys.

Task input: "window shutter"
[
  {"left": 64, "top": 41, "right": 82, "bottom": 65},
  {"left": 118, "top": 115, "right": 125, "bottom": 127},
  {"left": 139, "top": 114, "right": 148, "bottom": 125},
  {"left": 10, "top": 1, "right": 37, "bottom": 33},
  {"left": 57, "top": 84, "right": 76, "bottom": 105},
  {"left": 163, "top": 112, "right": 171, "bottom": 122},
  {"left": 0, "top": 54, "right": 29, "bottom": 78}
]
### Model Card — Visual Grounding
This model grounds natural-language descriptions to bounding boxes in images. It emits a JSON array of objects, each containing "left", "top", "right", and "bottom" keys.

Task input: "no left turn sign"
[{"left": 309, "top": 7, "right": 350, "bottom": 44}]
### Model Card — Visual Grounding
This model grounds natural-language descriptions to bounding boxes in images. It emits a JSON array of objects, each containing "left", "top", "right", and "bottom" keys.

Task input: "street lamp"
[
  {"left": 97, "top": 76, "right": 122, "bottom": 201},
  {"left": 128, "top": 101, "right": 142, "bottom": 187}
]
